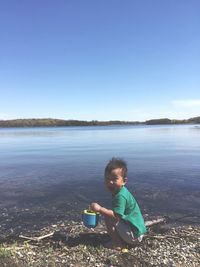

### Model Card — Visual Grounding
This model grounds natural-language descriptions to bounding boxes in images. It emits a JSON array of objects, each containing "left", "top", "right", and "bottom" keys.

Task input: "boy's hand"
[
  {"left": 90, "top": 202, "right": 102, "bottom": 212},
  {"left": 90, "top": 202, "right": 118, "bottom": 220}
]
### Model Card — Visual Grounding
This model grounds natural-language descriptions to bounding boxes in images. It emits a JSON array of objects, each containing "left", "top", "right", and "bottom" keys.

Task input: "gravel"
[{"left": 0, "top": 220, "right": 199, "bottom": 267}]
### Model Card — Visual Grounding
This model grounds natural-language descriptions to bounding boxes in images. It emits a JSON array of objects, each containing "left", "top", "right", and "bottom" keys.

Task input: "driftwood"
[
  {"left": 145, "top": 217, "right": 166, "bottom": 227},
  {"left": 19, "top": 232, "right": 55, "bottom": 242}
]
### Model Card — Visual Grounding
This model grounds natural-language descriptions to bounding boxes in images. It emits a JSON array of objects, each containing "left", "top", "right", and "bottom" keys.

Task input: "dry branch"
[
  {"left": 19, "top": 232, "right": 54, "bottom": 242},
  {"left": 145, "top": 217, "right": 166, "bottom": 227}
]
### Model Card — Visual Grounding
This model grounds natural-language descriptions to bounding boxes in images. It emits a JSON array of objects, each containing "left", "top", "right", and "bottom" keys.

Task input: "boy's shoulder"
[
  {"left": 113, "top": 186, "right": 137, "bottom": 208},
  {"left": 116, "top": 186, "right": 132, "bottom": 198}
]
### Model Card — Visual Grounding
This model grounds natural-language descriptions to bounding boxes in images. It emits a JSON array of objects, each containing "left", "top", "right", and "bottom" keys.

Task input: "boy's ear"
[{"left": 124, "top": 177, "right": 128, "bottom": 183}]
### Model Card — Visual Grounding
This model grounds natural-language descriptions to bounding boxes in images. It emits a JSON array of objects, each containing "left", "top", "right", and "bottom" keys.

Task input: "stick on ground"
[{"left": 19, "top": 232, "right": 55, "bottom": 242}]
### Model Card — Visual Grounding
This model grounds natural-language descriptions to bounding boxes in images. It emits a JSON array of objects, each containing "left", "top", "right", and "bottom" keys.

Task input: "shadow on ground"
[{"left": 53, "top": 231, "right": 110, "bottom": 247}]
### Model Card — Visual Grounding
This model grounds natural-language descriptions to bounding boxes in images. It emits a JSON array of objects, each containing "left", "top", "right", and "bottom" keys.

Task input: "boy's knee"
[
  {"left": 105, "top": 216, "right": 117, "bottom": 224},
  {"left": 104, "top": 216, "right": 118, "bottom": 231}
]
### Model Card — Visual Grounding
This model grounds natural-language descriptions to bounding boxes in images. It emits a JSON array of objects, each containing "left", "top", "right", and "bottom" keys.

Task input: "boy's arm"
[{"left": 90, "top": 202, "right": 120, "bottom": 220}]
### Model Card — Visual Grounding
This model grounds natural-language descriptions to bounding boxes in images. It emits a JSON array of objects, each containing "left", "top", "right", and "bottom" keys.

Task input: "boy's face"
[{"left": 105, "top": 168, "right": 127, "bottom": 194}]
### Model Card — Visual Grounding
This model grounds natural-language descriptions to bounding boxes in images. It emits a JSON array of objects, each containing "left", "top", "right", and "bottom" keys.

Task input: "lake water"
[{"left": 0, "top": 125, "right": 200, "bottom": 229}]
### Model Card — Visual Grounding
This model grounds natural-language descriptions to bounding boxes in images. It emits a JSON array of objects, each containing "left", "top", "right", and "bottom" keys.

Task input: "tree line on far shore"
[{"left": 0, "top": 116, "right": 199, "bottom": 128}]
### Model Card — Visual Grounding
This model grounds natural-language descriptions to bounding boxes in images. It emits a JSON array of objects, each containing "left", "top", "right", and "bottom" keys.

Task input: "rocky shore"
[
  {"left": 0, "top": 218, "right": 199, "bottom": 267},
  {"left": 0, "top": 179, "right": 199, "bottom": 266}
]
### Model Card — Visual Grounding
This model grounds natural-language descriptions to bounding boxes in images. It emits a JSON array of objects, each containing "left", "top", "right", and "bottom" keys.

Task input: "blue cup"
[{"left": 82, "top": 210, "right": 99, "bottom": 228}]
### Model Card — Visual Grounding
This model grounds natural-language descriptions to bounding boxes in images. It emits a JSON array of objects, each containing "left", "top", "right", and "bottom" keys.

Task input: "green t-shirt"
[{"left": 112, "top": 186, "right": 147, "bottom": 237}]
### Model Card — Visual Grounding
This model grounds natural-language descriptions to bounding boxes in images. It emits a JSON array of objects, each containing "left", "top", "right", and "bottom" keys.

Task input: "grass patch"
[{"left": 0, "top": 245, "right": 12, "bottom": 258}]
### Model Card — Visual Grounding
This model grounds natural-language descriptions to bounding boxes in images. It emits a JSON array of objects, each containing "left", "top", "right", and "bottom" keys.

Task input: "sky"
[{"left": 0, "top": 0, "right": 200, "bottom": 121}]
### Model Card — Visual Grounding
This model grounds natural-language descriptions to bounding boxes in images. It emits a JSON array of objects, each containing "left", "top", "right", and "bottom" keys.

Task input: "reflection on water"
[{"left": 0, "top": 125, "right": 200, "bottom": 224}]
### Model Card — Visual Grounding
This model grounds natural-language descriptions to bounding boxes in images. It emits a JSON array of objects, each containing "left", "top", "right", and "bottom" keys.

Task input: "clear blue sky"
[{"left": 0, "top": 0, "right": 199, "bottom": 121}]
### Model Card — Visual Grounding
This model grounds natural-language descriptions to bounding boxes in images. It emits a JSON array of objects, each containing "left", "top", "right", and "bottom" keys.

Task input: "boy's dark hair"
[{"left": 104, "top": 157, "right": 128, "bottom": 179}]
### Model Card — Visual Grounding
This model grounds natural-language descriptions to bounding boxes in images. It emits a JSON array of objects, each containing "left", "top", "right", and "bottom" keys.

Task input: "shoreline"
[
  {"left": 0, "top": 180, "right": 200, "bottom": 266},
  {"left": 0, "top": 219, "right": 199, "bottom": 267},
  {"left": 0, "top": 179, "right": 199, "bottom": 238}
]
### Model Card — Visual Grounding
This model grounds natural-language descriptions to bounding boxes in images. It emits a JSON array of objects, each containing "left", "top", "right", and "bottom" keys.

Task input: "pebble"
[{"left": 121, "top": 248, "right": 129, "bottom": 253}]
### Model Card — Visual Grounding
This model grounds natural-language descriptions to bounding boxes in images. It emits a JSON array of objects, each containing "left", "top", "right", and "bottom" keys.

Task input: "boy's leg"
[
  {"left": 115, "top": 220, "right": 140, "bottom": 245},
  {"left": 104, "top": 216, "right": 125, "bottom": 249}
]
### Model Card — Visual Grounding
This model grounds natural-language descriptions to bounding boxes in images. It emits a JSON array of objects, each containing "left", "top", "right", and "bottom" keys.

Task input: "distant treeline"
[
  {"left": 0, "top": 118, "right": 140, "bottom": 128},
  {"left": 145, "top": 117, "right": 200, "bottom": 125},
  {"left": 0, "top": 117, "right": 200, "bottom": 128}
]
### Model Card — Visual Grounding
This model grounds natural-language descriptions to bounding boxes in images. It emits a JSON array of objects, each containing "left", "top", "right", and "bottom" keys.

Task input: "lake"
[{"left": 0, "top": 125, "right": 200, "bottom": 231}]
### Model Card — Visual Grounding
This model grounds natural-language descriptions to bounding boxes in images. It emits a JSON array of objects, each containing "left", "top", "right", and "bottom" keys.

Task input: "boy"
[{"left": 90, "top": 157, "right": 147, "bottom": 250}]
